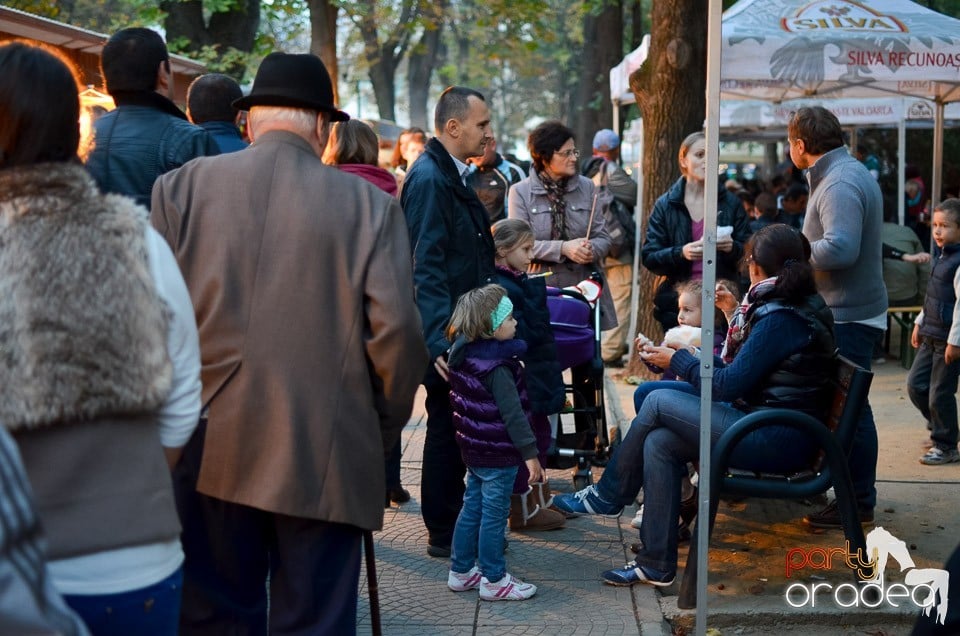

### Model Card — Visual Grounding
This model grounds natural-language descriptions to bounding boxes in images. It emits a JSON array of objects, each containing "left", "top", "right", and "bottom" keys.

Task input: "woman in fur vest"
[{"left": 0, "top": 41, "right": 201, "bottom": 635}]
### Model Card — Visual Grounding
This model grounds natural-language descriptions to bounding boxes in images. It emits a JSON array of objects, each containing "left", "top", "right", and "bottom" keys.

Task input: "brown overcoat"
[{"left": 151, "top": 130, "right": 428, "bottom": 531}]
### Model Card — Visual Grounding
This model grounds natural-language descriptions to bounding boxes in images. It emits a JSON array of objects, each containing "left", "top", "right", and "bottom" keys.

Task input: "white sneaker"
[
  {"left": 630, "top": 505, "right": 644, "bottom": 529},
  {"left": 447, "top": 566, "right": 482, "bottom": 592},
  {"left": 479, "top": 573, "right": 537, "bottom": 601}
]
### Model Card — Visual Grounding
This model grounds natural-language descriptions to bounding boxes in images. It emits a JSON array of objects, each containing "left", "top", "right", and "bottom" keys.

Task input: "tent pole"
[
  {"left": 933, "top": 100, "right": 945, "bottom": 233},
  {"left": 698, "top": 1, "right": 723, "bottom": 633},
  {"left": 898, "top": 111, "right": 906, "bottom": 226},
  {"left": 628, "top": 118, "right": 643, "bottom": 360}
]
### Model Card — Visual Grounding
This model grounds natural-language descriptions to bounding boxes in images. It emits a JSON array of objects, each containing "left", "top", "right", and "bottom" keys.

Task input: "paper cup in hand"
[{"left": 717, "top": 226, "right": 733, "bottom": 240}]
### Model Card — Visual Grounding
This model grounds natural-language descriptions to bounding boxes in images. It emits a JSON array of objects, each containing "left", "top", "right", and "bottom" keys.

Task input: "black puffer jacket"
[
  {"left": 641, "top": 177, "right": 751, "bottom": 329},
  {"left": 401, "top": 138, "right": 496, "bottom": 362},
  {"left": 490, "top": 266, "right": 565, "bottom": 414},
  {"left": 741, "top": 294, "right": 837, "bottom": 417}
]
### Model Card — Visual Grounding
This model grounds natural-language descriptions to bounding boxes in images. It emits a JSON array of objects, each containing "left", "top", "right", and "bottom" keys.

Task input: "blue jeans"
[
  {"left": 451, "top": 465, "right": 518, "bottom": 583},
  {"left": 632, "top": 380, "right": 694, "bottom": 415},
  {"left": 597, "top": 389, "right": 815, "bottom": 573},
  {"left": 908, "top": 337, "right": 960, "bottom": 450},
  {"left": 834, "top": 322, "right": 882, "bottom": 510},
  {"left": 65, "top": 567, "right": 182, "bottom": 636}
]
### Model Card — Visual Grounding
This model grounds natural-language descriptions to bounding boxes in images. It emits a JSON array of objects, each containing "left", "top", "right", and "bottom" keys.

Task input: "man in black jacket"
[
  {"left": 401, "top": 86, "right": 495, "bottom": 557},
  {"left": 86, "top": 28, "right": 217, "bottom": 207}
]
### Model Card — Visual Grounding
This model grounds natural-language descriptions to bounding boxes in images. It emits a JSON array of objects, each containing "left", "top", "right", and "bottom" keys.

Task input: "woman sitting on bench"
[{"left": 554, "top": 224, "right": 837, "bottom": 588}]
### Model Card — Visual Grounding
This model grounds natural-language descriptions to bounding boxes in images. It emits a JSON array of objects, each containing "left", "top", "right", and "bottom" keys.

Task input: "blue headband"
[{"left": 491, "top": 296, "right": 514, "bottom": 331}]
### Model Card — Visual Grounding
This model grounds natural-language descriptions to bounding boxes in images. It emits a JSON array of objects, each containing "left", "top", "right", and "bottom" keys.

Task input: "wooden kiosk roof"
[{"left": 0, "top": 6, "right": 205, "bottom": 104}]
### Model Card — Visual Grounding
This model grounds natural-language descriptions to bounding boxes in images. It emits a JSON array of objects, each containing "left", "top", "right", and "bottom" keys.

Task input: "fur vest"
[
  {"left": 0, "top": 162, "right": 179, "bottom": 558},
  {"left": 0, "top": 162, "right": 172, "bottom": 430}
]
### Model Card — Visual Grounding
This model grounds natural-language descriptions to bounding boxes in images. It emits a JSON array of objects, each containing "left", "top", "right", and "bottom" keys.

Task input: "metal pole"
[
  {"left": 932, "top": 100, "right": 945, "bottom": 230},
  {"left": 628, "top": 119, "right": 644, "bottom": 351},
  {"left": 898, "top": 111, "right": 906, "bottom": 226},
  {"left": 697, "top": 1, "right": 724, "bottom": 634}
]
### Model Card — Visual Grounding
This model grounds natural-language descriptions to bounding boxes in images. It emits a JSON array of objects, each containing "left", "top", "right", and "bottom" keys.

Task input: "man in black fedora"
[{"left": 151, "top": 52, "right": 428, "bottom": 634}]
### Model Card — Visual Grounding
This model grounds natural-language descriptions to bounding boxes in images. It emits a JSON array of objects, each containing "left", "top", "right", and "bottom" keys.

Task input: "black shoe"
[
  {"left": 387, "top": 487, "right": 411, "bottom": 505},
  {"left": 427, "top": 544, "right": 451, "bottom": 558},
  {"left": 803, "top": 499, "right": 874, "bottom": 529}
]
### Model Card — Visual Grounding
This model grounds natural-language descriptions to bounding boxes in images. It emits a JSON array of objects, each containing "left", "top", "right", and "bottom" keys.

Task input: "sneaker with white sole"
[
  {"left": 601, "top": 561, "right": 675, "bottom": 587},
  {"left": 630, "top": 505, "right": 644, "bottom": 529},
  {"left": 447, "top": 566, "right": 483, "bottom": 592},
  {"left": 920, "top": 446, "right": 960, "bottom": 465},
  {"left": 551, "top": 485, "right": 623, "bottom": 517},
  {"left": 478, "top": 573, "right": 537, "bottom": 601}
]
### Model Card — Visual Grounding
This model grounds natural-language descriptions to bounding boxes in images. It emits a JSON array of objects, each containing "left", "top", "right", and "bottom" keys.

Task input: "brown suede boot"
[{"left": 508, "top": 487, "right": 565, "bottom": 531}]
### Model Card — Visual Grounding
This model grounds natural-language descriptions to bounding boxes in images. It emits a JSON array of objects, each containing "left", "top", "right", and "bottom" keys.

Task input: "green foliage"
[
  {"left": 2, "top": 0, "right": 163, "bottom": 32},
  {"left": 2, "top": 0, "right": 59, "bottom": 19}
]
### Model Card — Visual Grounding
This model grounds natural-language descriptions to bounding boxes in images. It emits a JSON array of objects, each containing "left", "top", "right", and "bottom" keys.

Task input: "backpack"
[{"left": 586, "top": 159, "right": 636, "bottom": 259}]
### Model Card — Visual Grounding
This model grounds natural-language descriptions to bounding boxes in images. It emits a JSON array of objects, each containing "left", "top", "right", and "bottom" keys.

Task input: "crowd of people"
[{"left": 1, "top": 23, "right": 958, "bottom": 635}]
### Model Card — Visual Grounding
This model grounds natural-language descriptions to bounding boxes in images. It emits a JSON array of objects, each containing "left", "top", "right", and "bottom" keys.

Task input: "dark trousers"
[
  {"left": 908, "top": 337, "right": 960, "bottom": 450},
  {"left": 174, "top": 423, "right": 363, "bottom": 636},
  {"left": 421, "top": 379, "right": 466, "bottom": 548},
  {"left": 385, "top": 437, "right": 403, "bottom": 490},
  {"left": 834, "top": 322, "right": 883, "bottom": 511}
]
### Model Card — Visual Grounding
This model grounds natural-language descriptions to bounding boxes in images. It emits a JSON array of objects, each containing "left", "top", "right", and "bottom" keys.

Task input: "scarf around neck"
[
  {"left": 721, "top": 276, "right": 778, "bottom": 364},
  {"left": 537, "top": 170, "right": 569, "bottom": 240}
]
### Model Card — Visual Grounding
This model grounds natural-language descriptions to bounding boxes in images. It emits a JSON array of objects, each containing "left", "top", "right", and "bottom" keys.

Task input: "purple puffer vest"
[{"left": 448, "top": 339, "right": 532, "bottom": 468}]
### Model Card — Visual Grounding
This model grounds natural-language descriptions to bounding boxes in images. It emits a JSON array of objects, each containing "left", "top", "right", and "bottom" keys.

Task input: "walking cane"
[{"left": 363, "top": 530, "right": 382, "bottom": 636}]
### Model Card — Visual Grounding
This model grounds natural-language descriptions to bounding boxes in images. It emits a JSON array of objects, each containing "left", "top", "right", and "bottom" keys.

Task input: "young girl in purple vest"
[{"left": 445, "top": 284, "right": 543, "bottom": 601}]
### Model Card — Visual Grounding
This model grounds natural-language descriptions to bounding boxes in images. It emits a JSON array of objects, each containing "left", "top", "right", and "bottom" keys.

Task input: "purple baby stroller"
[{"left": 546, "top": 281, "right": 610, "bottom": 489}]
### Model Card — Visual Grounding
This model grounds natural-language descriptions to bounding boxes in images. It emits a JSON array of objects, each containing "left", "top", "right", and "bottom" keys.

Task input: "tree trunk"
[
  {"left": 309, "top": 0, "right": 340, "bottom": 105},
  {"left": 626, "top": 0, "right": 707, "bottom": 376},
  {"left": 407, "top": 0, "right": 446, "bottom": 130},
  {"left": 162, "top": 0, "right": 210, "bottom": 47},
  {"left": 162, "top": 0, "right": 259, "bottom": 79},
  {"left": 629, "top": 0, "right": 645, "bottom": 49},
  {"left": 571, "top": 0, "right": 621, "bottom": 152},
  {"left": 207, "top": 0, "right": 260, "bottom": 52},
  {"left": 356, "top": 0, "right": 417, "bottom": 122}
]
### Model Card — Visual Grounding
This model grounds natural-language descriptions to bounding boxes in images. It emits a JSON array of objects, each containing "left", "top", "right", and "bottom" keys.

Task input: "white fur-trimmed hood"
[{"left": 0, "top": 162, "right": 172, "bottom": 430}]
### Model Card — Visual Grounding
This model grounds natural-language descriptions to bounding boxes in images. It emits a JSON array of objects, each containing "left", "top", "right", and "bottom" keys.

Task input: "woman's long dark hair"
[
  {"left": 744, "top": 223, "right": 817, "bottom": 303},
  {"left": 0, "top": 41, "right": 82, "bottom": 169}
]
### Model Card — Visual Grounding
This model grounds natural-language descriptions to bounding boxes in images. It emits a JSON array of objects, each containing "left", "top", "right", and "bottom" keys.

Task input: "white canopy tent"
[
  {"left": 606, "top": 1, "right": 960, "bottom": 631},
  {"left": 721, "top": 0, "right": 960, "bottom": 214},
  {"left": 688, "top": 0, "right": 960, "bottom": 632}
]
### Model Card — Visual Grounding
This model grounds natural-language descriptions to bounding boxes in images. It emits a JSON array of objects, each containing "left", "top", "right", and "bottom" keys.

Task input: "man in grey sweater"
[{"left": 788, "top": 106, "right": 886, "bottom": 529}]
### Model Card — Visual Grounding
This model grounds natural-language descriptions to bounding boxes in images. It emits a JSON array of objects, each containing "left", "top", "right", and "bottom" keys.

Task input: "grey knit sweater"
[{"left": 802, "top": 147, "right": 887, "bottom": 322}]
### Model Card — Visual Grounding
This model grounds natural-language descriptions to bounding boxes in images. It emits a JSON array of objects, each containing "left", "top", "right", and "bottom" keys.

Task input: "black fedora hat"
[{"left": 233, "top": 52, "right": 349, "bottom": 121}]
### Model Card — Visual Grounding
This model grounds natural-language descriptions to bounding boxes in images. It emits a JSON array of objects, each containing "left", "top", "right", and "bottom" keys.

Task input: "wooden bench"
[
  {"left": 886, "top": 306, "right": 923, "bottom": 369},
  {"left": 677, "top": 356, "right": 873, "bottom": 609}
]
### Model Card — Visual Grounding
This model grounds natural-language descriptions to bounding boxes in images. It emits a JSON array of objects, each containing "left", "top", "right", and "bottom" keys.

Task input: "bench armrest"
[{"left": 713, "top": 408, "right": 838, "bottom": 471}]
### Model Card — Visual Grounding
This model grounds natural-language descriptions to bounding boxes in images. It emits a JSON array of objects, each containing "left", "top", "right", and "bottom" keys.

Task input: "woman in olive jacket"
[{"left": 641, "top": 131, "right": 752, "bottom": 331}]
